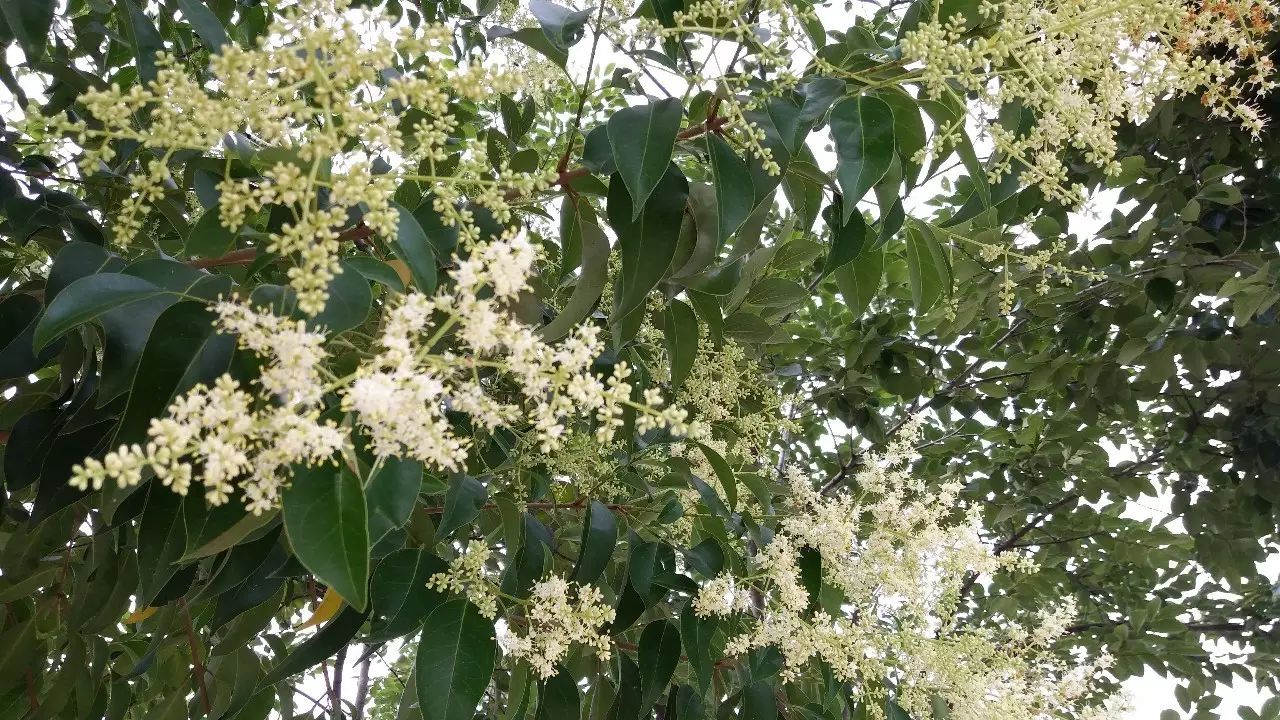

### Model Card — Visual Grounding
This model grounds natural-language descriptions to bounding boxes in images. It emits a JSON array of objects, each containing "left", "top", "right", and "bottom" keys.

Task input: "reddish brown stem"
[
  {"left": 179, "top": 599, "right": 212, "bottom": 716},
  {"left": 23, "top": 669, "right": 38, "bottom": 711}
]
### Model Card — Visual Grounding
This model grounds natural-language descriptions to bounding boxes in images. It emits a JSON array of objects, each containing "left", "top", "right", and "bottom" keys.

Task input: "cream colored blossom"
[
  {"left": 58, "top": 0, "right": 548, "bottom": 315},
  {"left": 902, "top": 0, "right": 1277, "bottom": 204},
  {"left": 505, "top": 576, "right": 615, "bottom": 678},
  {"left": 428, "top": 541, "right": 499, "bottom": 619}
]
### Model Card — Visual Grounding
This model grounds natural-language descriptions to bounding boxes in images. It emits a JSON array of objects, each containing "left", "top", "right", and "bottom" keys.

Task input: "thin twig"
[{"left": 179, "top": 598, "right": 212, "bottom": 716}]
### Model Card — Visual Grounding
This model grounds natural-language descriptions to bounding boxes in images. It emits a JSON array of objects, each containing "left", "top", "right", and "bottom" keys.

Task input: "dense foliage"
[{"left": 0, "top": 0, "right": 1278, "bottom": 719}]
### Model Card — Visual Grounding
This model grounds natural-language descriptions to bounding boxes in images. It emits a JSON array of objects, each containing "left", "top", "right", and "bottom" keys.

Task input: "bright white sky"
[{"left": 3, "top": 1, "right": 1277, "bottom": 717}]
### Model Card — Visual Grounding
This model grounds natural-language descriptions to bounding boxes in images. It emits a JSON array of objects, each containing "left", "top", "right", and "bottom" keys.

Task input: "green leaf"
[
  {"left": 283, "top": 463, "right": 371, "bottom": 611},
  {"left": 345, "top": 255, "right": 406, "bottom": 293},
  {"left": 1146, "top": 277, "right": 1177, "bottom": 312},
  {"left": 177, "top": 0, "right": 230, "bottom": 52},
  {"left": 541, "top": 199, "right": 610, "bottom": 340},
  {"left": 1, "top": 0, "right": 54, "bottom": 62},
  {"left": 434, "top": 474, "right": 488, "bottom": 542},
  {"left": 742, "top": 681, "right": 777, "bottom": 720},
  {"left": 744, "top": 278, "right": 807, "bottom": 308},
  {"left": 487, "top": 26, "right": 567, "bottom": 69},
  {"left": 663, "top": 299, "right": 699, "bottom": 393},
  {"left": 606, "top": 652, "right": 643, "bottom": 720},
  {"left": 628, "top": 536, "right": 660, "bottom": 598},
  {"left": 608, "top": 98, "right": 683, "bottom": 220},
  {"left": 638, "top": 619, "right": 681, "bottom": 712},
  {"left": 366, "top": 457, "right": 423, "bottom": 543},
  {"left": 821, "top": 200, "right": 867, "bottom": 277},
  {"left": 607, "top": 165, "right": 689, "bottom": 321},
  {"left": 184, "top": 207, "right": 236, "bottom": 257},
  {"left": 529, "top": 0, "right": 592, "bottom": 50},
  {"left": 33, "top": 273, "right": 165, "bottom": 352},
  {"left": 875, "top": 89, "right": 927, "bottom": 185},
  {"left": 723, "top": 312, "right": 773, "bottom": 343},
  {"left": 582, "top": 125, "right": 616, "bottom": 175},
  {"left": 572, "top": 500, "right": 618, "bottom": 586},
  {"left": 693, "top": 441, "right": 737, "bottom": 510},
  {"left": 830, "top": 95, "right": 895, "bottom": 224},
  {"left": 415, "top": 600, "right": 497, "bottom": 720},
  {"left": 136, "top": 483, "right": 186, "bottom": 606},
  {"left": 704, "top": 134, "right": 755, "bottom": 245},
  {"left": 536, "top": 670, "right": 581, "bottom": 720},
  {"left": 259, "top": 605, "right": 370, "bottom": 685},
  {"left": 903, "top": 224, "right": 951, "bottom": 311},
  {"left": 114, "top": 301, "right": 236, "bottom": 445},
  {"left": 180, "top": 509, "right": 278, "bottom": 561},
  {"left": 683, "top": 538, "right": 724, "bottom": 577},
  {"left": 391, "top": 202, "right": 437, "bottom": 294},
  {"left": 368, "top": 549, "right": 448, "bottom": 641},
  {"left": 311, "top": 259, "right": 372, "bottom": 335},
  {"left": 119, "top": 0, "right": 164, "bottom": 83},
  {"left": 833, "top": 246, "right": 883, "bottom": 320},
  {"left": 679, "top": 606, "right": 715, "bottom": 693}
]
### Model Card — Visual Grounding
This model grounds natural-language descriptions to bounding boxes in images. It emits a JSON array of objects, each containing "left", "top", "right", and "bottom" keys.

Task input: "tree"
[{"left": 0, "top": 0, "right": 1276, "bottom": 719}]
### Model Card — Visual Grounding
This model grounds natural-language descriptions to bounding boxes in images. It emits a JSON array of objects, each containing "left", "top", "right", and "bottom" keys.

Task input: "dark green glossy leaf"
[
  {"left": 608, "top": 98, "right": 683, "bottom": 220},
  {"left": 184, "top": 208, "right": 234, "bottom": 257},
  {"left": 369, "top": 549, "right": 448, "bottom": 640},
  {"left": 679, "top": 607, "right": 715, "bottom": 693},
  {"left": 345, "top": 255, "right": 407, "bottom": 292},
  {"left": 741, "top": 681, "right": 778, "bottom": 720},
  {"left": 114, "top": 301, "right": 235, "bottom": 445},
  {"left": 434, "top": 474, "right": 488, "bottom": 542},
  {"left": 830, "top": 96, "right": 895, "bottom": 224},
  {"left": 606, "top": 652, "right": 642, "bottom": 720},
  {"left": 607, "top": 165, "right": 689, "bottom": 320},
  {"left": 33, "top": 273, "right": 165, "bottom": 352},
  {"left": 903, "top": 224, "right": 951, "bottom": 311},
  {"left": 180, "top": 509, "right": 278, "bottom": 561},
  {"left": 487, "top": 26, "right": 567, "bottom": 68},
  {"left": 833, "top": 246, "right": 883, "bottom": 320},
  {"left": 582, "top": 125, "right": 616, "bottom": 175},
  {"left": 536, "top": 669, "right": 581, "bottom": 720},
  {"left": 821, "top": 200, "right": 867, "bottom": 277},
  {"left": 541, "top": 199, "right": 610, "bottom": 340},
  {"left": 391, "top": 201, "right": 437, "bottom": 294},
  {"left": 663, "top": 299, "right": 698, "bottom": 393},
  {"left": 415, "top": 600, "right": 497, "bottom": 720},
  {"left": 683, "top": 538, "right": 724, "bottom": 577},
  {"left": 177, "top": 0, "right": 229, "bottom": 52},
  {"left": 745, "top": 278, "right": 807, "bottom": 308},
  {"left": 704, "top": 134, "right": 754, "bottom": 246},
  {"left": 367, "top": 457, "right": 423, "bottom": 543},
  {"left": 311, "top": 259, "right": 372, "bottom": 334},
  {"left": 136, "top": 482, "right": 187, "bottom": 607},
  {"left": 283, "top": 463, "right": 371, "bottom": 610},
  {"left": 572, "top": 500, "right": 618, "bottom": 586},
  {"left": 119, "top": 0, "right": 163, "bottom": 83},
  {"left": 638, "top": 619, "right": 680, "bottom": 711}
]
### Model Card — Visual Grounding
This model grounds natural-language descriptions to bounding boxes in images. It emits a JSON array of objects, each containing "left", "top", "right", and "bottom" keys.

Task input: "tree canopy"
[{"left": 0, "top": 1, "right": 1278, "bottom": 720}]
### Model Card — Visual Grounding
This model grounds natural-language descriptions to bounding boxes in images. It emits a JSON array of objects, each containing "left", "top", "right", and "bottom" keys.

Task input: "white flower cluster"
[
  {"left": 69, "top": 303, "right": 344, "bottom": 513},
  {"left": 428, "top": 540, "right": 500, "bottom": 619},
  {"left": 59, "top": 0, "right": 551, "bottom": 314},
  {"left": 504, "top": 576, "right": 615, "bottom": 679},
  {"left": 72, "top": 232, "right": 695, "bottom": 512},
  {"left": 344, "top": 230, "right": 695, "bottom": 465},
  {"left": 902, "top": 0, "right": 1277, "bottom": 204},
  {"left": 695, "top": 419, "right": 1115, "bottom": 719}
]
